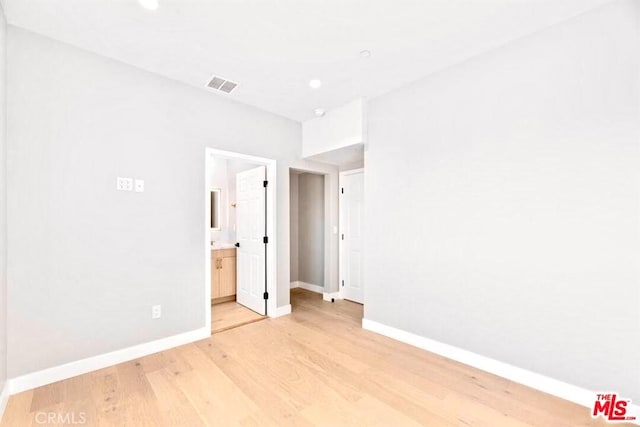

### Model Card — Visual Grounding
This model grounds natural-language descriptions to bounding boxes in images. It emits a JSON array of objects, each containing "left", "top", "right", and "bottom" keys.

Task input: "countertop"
[{"left": 211, "top": 242, "right": 236, "bottom": 250}]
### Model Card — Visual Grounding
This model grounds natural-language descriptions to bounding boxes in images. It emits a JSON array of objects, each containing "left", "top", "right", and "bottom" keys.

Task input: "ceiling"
[{"left": 2, "top": 0, "right": 609, "bottom": 122}]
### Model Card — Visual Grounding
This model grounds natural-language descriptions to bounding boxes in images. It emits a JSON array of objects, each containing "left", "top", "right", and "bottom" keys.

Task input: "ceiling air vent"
[{"left": 207, "top": 75, "right": 238, "bottom": 94}]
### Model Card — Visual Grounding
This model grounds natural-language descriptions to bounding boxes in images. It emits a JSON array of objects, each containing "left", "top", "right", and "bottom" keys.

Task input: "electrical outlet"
[
  {"left": 151, "top": 304, "right": 162, "bottom": 319},
  {"left": 135, "top": 179, "right": 145, "bottom": 193},
  {"left": 117, "top": 177, "right": 133, "bottom": 191}
]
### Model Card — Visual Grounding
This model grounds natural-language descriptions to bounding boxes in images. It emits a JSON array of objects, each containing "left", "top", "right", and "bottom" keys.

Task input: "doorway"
[
  {"left": 205, "top": 148, "right": 277, "bottom": 334},
  {"left": 339, "top": 168, "right": 364, "bottom": 304},
  {"left": 289, "top": 168, "right": 332, "bottom": 309}
]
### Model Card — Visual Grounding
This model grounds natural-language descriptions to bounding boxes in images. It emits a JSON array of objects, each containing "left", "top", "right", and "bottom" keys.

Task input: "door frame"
[
  {"left": 338, "top": 168, "right": 364, "bottom": 302},
  {"left": 205, "top": 147, "right": 277, "bottom": 331},
  {"left": 289, "top": 168, "right": 330, "bottom": 291},
  {"left": 288, "top": 160, "right": 341, "bottom": 305}
]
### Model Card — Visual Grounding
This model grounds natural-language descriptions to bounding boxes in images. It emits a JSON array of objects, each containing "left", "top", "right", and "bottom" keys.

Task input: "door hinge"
[
  {"left": 263, "top": 180, "right": 268, "bottom": 188},
  {"left": 342, "top": 280, "right": 344, "bottom": 287},
  {"left": 263, "top": 292, "right": 269, "bottom": 300},
  {"left": 341, "top": 187, "right": 344, "bottom": 194},
  {"left": 263, "top": 236, "right": 269, "bottom": 244},
  {"left": 341, "top": 234, "right": 344, "bottom": 240}
]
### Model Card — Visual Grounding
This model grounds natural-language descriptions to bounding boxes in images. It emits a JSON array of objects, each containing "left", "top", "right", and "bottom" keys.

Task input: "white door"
[
  {"left": 236, "top": 166, "right": 266, "bottom": 315},
  {"left": 340, "top": 170, "right": 364, "bottom": 304}
]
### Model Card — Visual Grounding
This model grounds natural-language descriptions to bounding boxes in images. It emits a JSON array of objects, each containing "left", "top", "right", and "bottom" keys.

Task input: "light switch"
[
  {"left": 117, "top": 177, "right": 133, "bottom": 191},
  {"left": 135, "top": 179, "right": 145, "bottom": 193}
]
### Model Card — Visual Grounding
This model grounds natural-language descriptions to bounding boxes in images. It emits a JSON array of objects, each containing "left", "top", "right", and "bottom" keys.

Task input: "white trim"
[
  {"left": 295, "top": 281, "right": 324, "bottom": 294},
  {"left": 271, "top": 304, "right": 292, "bottom": 318},
  {"left": 8, "top": 327, "right": 210, "bottom": 395},
  {"left": 265, "top": 160, "right": 278, "bottom": 317},
  {"left": 323, "top": 292, "right": 341, "bottom": 302},
  {"left": 204, "top": 151, "right": 213, "bottom": 332},
  {"left": 362, "top": 318, "right": 640, "bottom": 423},
  {"left": 205, "top": 147, "right": 278, "bottom": 319},
  {"left": 290, "top": 281, "right": 300, "bottom": 289},
  {"left": 0, "top": 382, "right": 10, "bottom": 421}
]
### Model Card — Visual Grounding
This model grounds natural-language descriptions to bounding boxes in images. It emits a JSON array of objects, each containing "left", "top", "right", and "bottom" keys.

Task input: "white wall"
[
  {"left": 365, "top": 0, "right": 639, "bottom": 400},
  {"left": 289, "top": 172, "right": 299, "bottom": 282},
  {"left": 302, "top": 98, "right": 366, "bottom": 158},
  {"left": 6, "top": 27, "right": 301, "bottom": 378},
  {"left": 339, "top": 161, "right": 364, "bottom": 172},
  {"left": 297, "top": 173, "right": 325, "bottom": 287},
  {"left": 0, "top": 2, "right": 7, "bottom": 395}
]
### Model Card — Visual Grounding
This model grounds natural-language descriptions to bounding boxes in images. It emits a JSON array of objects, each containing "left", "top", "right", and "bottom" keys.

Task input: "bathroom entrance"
[{"left": 205, "top": 148, "right": 277, "bottom": 333}]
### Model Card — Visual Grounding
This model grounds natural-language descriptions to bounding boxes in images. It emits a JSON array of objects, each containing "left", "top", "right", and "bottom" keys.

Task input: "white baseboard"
[
  {"left": 0, "top": 381, "right": 10, "bottom": 421},
  {"left": 294, "top": 281, "right": 324, "bottom": 294},
  {"left": 362, "top": 318, "right": 640, "bottom": 423},
  {"left": 271, "top": 304, "right": 291, "bottom": 318},
  {"left": 290, "top": 281, "right": 300, "bottom": 289},
  {"left": 323, "top": 292, "right": 341, "bottom": 302},
  {"left": 8, "top": 326, "right": 211, "bottom": 395}
]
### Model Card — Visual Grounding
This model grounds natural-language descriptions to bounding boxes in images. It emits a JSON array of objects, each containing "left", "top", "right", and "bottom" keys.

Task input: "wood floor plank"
[
  {"left": 1, "top": 288, "right": 624, "bottom": 426},
  {"left": 1, "top": 390, "right": 34, "bottom": 427},
  {"left": 172, "top": 344, "right": 271, "bottom": 426},
  {"left": 113, "top": 361, "right": 166, "bottom": 427},
  {"left": 145, "top": 368, "right": 205, "bottom": 426},
  {"left": 29, "top": 379, "right": 65, "bottom": 413},
  {"left": 195, "top": 337, "right": 315, "bottom": 426}
]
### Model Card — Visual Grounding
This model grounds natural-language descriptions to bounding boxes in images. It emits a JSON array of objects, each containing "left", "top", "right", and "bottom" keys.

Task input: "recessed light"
[
  {"left": 360, "top": 50, "right": 371, "bottom": 58},
  {"left": 309, "top": 79, "right": 322, "bottom": 89},
  {"left": 314, "top": 108, "right": 325, "bottom": 117},
  {"left": 138, "top": 0, "right": 159, "bottom": 11}
]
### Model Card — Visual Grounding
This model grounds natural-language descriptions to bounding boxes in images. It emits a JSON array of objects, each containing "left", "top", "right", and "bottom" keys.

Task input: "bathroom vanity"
[{"left": 211, "top": 246, "right": 237, "bottom": 304}]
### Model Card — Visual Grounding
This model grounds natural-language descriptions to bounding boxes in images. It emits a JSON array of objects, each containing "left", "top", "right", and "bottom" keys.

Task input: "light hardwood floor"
[
  {"left": 212, "top": 301, "right": 266, "bottom": 334},
  {"left": 1, "top": 289, "right": 621, "bottom": 426}
]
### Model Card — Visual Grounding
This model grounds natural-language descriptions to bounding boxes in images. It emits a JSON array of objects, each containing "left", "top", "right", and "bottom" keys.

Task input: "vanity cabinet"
[{"left": 211, "top": 248, "right": 236, "bottom": 303}]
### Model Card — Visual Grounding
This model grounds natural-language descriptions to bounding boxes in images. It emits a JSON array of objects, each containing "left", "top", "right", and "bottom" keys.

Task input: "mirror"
[{"left": 210, "top": 189, "right": 221, "bottom": 231}]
